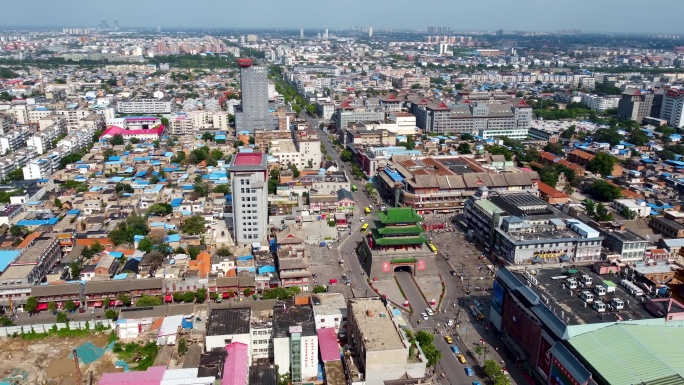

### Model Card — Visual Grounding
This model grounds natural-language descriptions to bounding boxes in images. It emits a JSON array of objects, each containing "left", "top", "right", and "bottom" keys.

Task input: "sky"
[{"left": 1, "top": 0, "right": 683, "bottom": 34}]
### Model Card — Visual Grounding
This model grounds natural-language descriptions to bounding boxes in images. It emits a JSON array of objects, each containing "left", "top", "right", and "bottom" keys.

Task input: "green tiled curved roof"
[
  {"left": 375, "top": 224, "right": 424, "bottom": 235},
  {"left": 374, "top": 234, "right": 428, "bottom": 246},
  {"left": 377, "top": 208, "right": 422, "bottom": 224}
]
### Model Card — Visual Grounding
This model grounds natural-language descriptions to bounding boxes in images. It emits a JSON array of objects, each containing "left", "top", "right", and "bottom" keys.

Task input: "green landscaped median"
[{"left": 391, "top": 258, "right": 418, "bottom": 264}]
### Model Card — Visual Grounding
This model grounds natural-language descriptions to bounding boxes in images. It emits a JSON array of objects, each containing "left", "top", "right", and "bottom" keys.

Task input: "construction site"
[{"left": 0, "top": 309, "right": 204, "bottom": 384}]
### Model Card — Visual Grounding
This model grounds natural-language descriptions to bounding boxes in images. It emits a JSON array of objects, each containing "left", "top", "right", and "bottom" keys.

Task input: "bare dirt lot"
[{"left": 0, "top": 333, "right": 122, "bottom": 385}]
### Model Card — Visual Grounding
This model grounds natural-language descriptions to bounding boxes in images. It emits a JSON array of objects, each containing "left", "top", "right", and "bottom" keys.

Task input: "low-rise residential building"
[
  {"left": 346, "top": 298, "right": 426, "bottom": 385},
  {"left": 273, "top": 304, "right": 318, "bottom": 382},
  {"left": 612, "top": 199, "right": 650, "bottom": 218},
  {"left": 205, "top": 307, "right": 252, "bottom": 359},
  {"left": 312, "top": 292, "right": 347, "bottom": 336}
]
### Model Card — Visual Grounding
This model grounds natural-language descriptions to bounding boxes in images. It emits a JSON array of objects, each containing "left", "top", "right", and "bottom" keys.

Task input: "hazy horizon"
[{"left": 0, "top": 0, "right": 683, "bottom": 35}]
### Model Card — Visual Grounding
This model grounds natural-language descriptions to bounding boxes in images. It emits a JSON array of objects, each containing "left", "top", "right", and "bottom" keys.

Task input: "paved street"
[{"left": 307, "top": 114, "right": 528, "bottom": 385}]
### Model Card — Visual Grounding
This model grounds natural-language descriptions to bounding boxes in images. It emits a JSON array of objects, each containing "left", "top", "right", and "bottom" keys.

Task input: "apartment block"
[
  {"left": 229, "top": 152, "right": 269, "bottom": 243},
  {"left": 116, "top": 97, "right": 173, "bottom": 114}
]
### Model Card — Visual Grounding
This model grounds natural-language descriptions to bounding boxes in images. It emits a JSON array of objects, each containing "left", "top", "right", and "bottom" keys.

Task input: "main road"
[{"left": 307, "top": 114, "right": 476, "bottom": 385}]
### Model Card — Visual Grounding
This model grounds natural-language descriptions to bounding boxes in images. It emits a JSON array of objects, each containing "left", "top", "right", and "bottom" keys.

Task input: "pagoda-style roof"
[
  {"left": 375, "top": 223, "right": 424, "bottom": 236},
  {"left": 373, "top": 233, "right": 429, "bottom": 246},
  {"left": 377, "top": 208, "right": 423, "bottom": 225}
]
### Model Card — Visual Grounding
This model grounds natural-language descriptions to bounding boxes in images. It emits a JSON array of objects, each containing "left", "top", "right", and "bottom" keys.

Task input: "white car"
[
  {"left": 447, "top": 319, "right": 454, "bottom": 326},
  {"left": 421, "top": 313, "right": 429, "bottom": 320},
  {"left": 360, "top": 217, "right": 365, "bottom": 223},
  {"left": 426, "top": 308, "right": 434, "bottom": 316}
]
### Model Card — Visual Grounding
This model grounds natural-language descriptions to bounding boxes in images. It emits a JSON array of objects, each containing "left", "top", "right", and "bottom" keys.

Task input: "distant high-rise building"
[
  {"left": 496, "top": 29, "right": 504, "bottom": 36},
  {"left": 427, "top": 26, "right": 451, "bottom": 35},
  {"left": 300, "top": 28, "right": 304, "bottom": 38},
  {"left": 156, "top": 25, "right": 161, "bottom": 32},
  {"left": 617, "top": 89, "right": 653, "bottom": 124},
  {"left": 368, "top": 27, "right": 373, "bottom": 38},
  {"left": 237, "top": 58, "right": 270, "bottom": 133},
  {"left": 660, "top": 89, "right": 684, "bottom": 128},
  {"left": 324, "top": 29, "right": 329, "bottom": 40},
  {"left": 113, "top": 19, "right": 120, "bottom": 30}
]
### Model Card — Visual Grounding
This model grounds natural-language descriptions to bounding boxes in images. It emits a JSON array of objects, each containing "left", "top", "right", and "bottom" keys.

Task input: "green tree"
[
  {"left": 117, "top": 293, "right": 132, "bottom": 306},
  {"left": 9, "top": 225, "right": 26, "bottom": 238},
  {"left": 7, "top": 168, "right": 24, "bottom": 181},
  {"left": 493, "top": 374, "right": 511, "bottom": 385},
  {"left": 64, "top": 299, "right": 77, "bottom": 312},
  {"left": 177, "top": 337, "right": 188, "bottom": 356},
  {"left": 584, "top": 199, "right": 596, "bottom": 216},
  {"left": 201, "top": 132, "right": 214, "bottom": 142},
  {"left": 629, "top": 129, "right": 648, "bottom": 146},
  {"left": 54, "top": 198, "right": 63, "bottom": 208},
  {"left": 187, "top": 246, "right": 202, "bottom": 260},
  {"left": 110, "top": 134, "right": 125, "bottom": 146},
  {"left": 105, "top": 309, "right": 118, "bottom": 320},
  {"left": 243, "top": 288, "right": 253, "bottom": 297},
  {"left": 457, "top": 142, "right": 471, "bottom": 154},
  {"left": 313, "top": 285, "right": 327, "bottom": 293},
  {"left": 115, "top": 183, "right": 134, "bottom": 194},
  {"left": 69, "top": 260, "right": 83, "bottom": 280},
  {"left": 341, "top": 150, "right": 353, "bottom": 162},
  {"left": 48, "top": 302, "right": 56, "bottom": 312},
  {"left": 137, "top": 237, "right": 154, "bottom": 252},
  {"left": 216, "top": 247, "right": 232, "bottom": 257},
  {"left": 135, "top": 295, "right": 163, "bottom": 307},
  {"left": 183, "top": 291, "right": 195, "bottom": 303},
  {"left": 538, "top": 166, "right": 559, "bottom": 187},
  {"left": 213, "top": 184, "right": 230, "bottom": 194},
  {"left": 595, "top": 202, "right": 613, "bottom": 221},
  {"left": 592, "top": 128, "right": 622, "bottom": 147},
  {"left": 196, "top": 288, "right": 207, "bottom": 304},
  {"left": 587, "top": 180, "right": 622, "bottom": 202},
  {"left": 56, "top": 311, "right": 68, "bottom": 323},
  {"left": 560, "top": 125, "right": 576, "bottom": 139},
  {"left": 181, "top": 215, "right": 206, "bottom": 235},
  {"left": 147, "top": 203, "right": 173, "bottom": 216},
  {"left": 460, "top": 133, "right": 474, "bottom": 141},
  {"left": 587, "top": 152, "right": 617, "bottom": 176},
  {"left": 621, "top": 206, "right": 637, "bottom": 220},
  {"left": 0, "top": 316, "right": 14, "bottom": 326},
  {"left": 411, "top": 83, "right": 422, "bottom": 89},
  {"left": 484, "top": 359, "right": 501, "bottom": 378},
  {"left": 543, "top": 142, "right": 564, "bottom": 156},
  {"left": 160, "top": 117, "right": 169, "bottom": 127},
  {"left": 210, "top": 149, "right": 224, "bottom": 160},
  {"left": 288, "top": 163, "right": 300, "bottom": 178},
  {"left": 404, "top": 136, "right": 416, "bottom": 150},
  {"left": 109, "top": 214, "right": 149, "bottom": 245},
  {"left": 129, "top": 138, "right": 140, "bottom": 144},
  {"left": 25, "top": 297, "right": 38, "bottom": 313}
]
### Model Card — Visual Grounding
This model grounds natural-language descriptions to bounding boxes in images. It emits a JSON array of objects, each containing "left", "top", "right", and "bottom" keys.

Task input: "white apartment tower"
[
  {"left": 228, "top": 152, "right": 269, "bottom": 244},
  {"left": 661, "top": 89, "right": 684, "bottom": 128}
]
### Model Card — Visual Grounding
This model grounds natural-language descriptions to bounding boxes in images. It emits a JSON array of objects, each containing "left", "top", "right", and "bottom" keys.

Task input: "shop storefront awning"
[
  {"left": 93, "top": 301, "right": 103, "bottom": 308},
  {"left": 165, "top": 295, "right": 173, "bottom": 303},
  {"left": 37, "top": 303, "right": 49, "bottom": 311}
]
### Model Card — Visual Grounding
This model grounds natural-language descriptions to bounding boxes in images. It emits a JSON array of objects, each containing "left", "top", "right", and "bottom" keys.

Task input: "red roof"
[
  {"left": 537, "top": 182, "right": 569, "bottom": 199},
  {"left": 233, "top": 152, "right": 263, "bottom": 166},
  {"left": 222, "top": 342, "right": 249, "bottom": 385},
  {"left": 516, "top": 99, "right": 531, "bottom": 108},
  {"left": 317, "top": 328, "right": 341, "bottom": 362},
  {"left": 101, "top": 125, "right": 165, "bottom": 138}
]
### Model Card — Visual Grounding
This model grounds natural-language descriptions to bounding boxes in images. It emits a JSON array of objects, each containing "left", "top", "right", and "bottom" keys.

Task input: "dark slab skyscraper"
[{"left": 236, "top": 58, "right": 270, "bottom": 133}]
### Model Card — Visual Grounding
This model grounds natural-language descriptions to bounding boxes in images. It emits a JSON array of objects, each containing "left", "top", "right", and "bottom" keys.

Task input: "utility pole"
[{"left": 73, "top": 349, "right": 82, "bottom": 385}]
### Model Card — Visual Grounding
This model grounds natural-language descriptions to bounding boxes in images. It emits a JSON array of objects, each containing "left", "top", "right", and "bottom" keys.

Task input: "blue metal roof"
[{"left": 0, "top": 250, "right": 21, "bottom": 273}]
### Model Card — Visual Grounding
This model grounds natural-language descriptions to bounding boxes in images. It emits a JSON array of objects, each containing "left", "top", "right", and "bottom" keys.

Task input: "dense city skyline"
[{"left": 1, "top": 0, "right": 684, "bottom": 34}]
